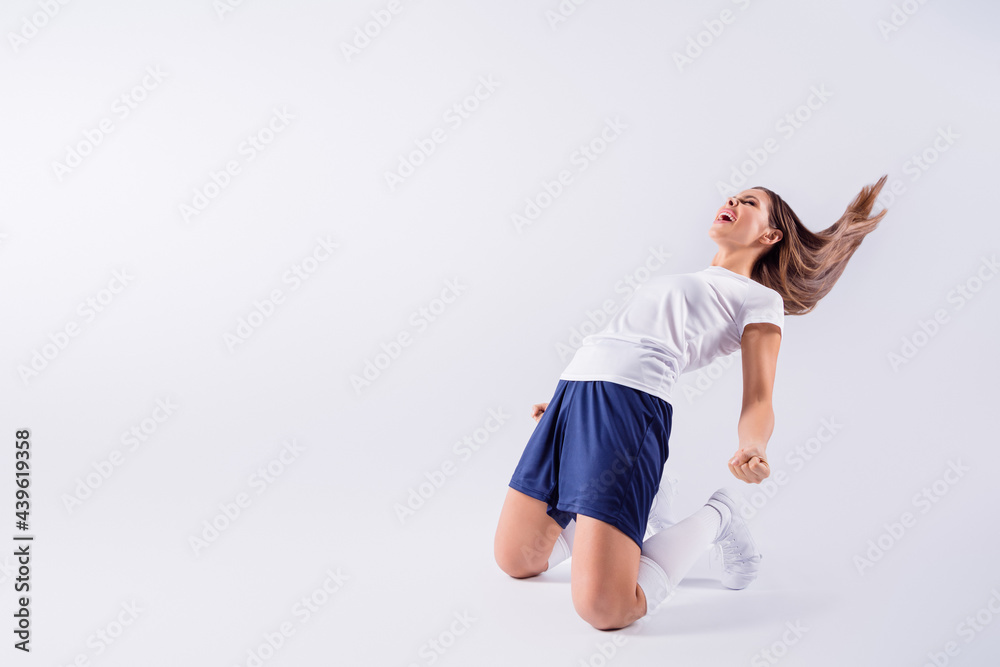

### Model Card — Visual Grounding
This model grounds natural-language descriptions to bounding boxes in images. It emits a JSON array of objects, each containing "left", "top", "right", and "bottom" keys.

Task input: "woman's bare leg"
[
  {"left": 494, "top": 487, "right": 564, "bottom": 578},
  {"left": 571, "top": 515, "right": 647, "bottom": 630}
]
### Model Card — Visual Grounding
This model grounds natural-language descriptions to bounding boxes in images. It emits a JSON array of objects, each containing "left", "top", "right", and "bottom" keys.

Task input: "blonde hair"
[{"left": 750, "top": 175, "right": 889, "bottom": 315}]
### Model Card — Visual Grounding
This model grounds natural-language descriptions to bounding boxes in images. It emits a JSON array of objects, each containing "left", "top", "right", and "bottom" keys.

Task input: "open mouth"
[{"left": 715, "top": 210, "right": 736, "bottom": 223}]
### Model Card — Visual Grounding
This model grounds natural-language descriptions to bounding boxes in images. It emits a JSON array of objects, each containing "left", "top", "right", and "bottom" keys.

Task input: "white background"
[{"left": 2, "top": 1, "right": 999, "bottom": 665}]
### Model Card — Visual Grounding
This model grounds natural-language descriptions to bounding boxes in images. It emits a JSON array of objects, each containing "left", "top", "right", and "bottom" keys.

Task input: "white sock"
[
  {"left": 637, "top": 503, "right": 727, "bottom": 612},
  {"left": 637, "top": 556, "right": 675, "bottom": 612},
  {"left": 546, "top": 519, "right": 577, "bottom": 571}
]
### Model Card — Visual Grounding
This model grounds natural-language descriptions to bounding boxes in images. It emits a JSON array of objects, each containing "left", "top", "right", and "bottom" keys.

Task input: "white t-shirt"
[{"left": 559, "top": 265, "right": 784, "bottom": 404}]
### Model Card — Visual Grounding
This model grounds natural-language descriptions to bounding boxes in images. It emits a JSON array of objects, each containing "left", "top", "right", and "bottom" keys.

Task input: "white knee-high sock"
[
  {"left": 636, "top": 503, "right": 729, "bottom": 611},
  {"left": 546, "top": 519, "right": 577, "bottom": 571}
]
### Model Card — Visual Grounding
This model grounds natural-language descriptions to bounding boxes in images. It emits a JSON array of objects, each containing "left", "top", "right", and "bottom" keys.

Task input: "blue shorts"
[{"left": 508, "top": 379, "right": 673, "bottom": 549}]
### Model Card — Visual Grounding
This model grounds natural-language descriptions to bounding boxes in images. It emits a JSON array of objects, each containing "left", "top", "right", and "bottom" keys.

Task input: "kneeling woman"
[{"left": 494, "top": 177, "right": 888, "bottom": 629}]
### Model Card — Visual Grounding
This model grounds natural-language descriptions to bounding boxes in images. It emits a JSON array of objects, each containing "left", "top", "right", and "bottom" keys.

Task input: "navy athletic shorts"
[{"left": 508, "top": 379, "right": 673, "bottom": 549}]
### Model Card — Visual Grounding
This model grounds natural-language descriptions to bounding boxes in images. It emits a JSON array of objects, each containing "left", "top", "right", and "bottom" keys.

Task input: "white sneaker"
[
  {"left": 706, "top": 488, "right": 761, "bottom": 590},
  {"left": 645, "top": 474, "right": 679, "bottom": 539}
]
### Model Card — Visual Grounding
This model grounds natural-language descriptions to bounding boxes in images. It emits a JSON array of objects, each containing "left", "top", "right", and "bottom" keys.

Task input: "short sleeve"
[{"left": 737, "top": 284, "right": 784, "bottom": 336}]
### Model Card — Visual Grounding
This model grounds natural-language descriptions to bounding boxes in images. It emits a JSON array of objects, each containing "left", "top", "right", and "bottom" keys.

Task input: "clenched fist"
[
  {"left": 729, "top": 446, "right": 770, "bottom": 484},
  {"left": 530, "top": 402, "right": 548, "bottom": 423}
]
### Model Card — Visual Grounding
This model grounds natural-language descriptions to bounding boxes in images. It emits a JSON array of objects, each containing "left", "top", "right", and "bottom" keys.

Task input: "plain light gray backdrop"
[{"left": 1, "top": 0, "right": 998, "bottom": 665}]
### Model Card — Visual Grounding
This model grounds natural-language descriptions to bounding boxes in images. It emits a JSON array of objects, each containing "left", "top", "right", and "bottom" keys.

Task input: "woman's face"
[{"left": 709, "top": 188, "right": 779, "bottom": 251}]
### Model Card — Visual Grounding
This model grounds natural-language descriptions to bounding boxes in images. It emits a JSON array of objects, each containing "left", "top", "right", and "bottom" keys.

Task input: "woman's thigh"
[
  {"left": 571, "top": 514, "right": 644, "bottom": 628},
  {"left": 494, "top": 487, "right": 565, "bottom": 578}
]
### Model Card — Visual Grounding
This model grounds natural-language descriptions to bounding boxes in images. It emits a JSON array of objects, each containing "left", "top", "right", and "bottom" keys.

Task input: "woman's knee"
[
  {"left": 569, "top": 516, "right": 643, "bottom": 629},
  {"left": 572, "top": 586, "right": 636, "bottom": 630},
  {"left": 493, "top": 493, "right": 563, "bottom": 579},
  {"left": 494, "top": 540, "right": 547, "bottom": 579}
]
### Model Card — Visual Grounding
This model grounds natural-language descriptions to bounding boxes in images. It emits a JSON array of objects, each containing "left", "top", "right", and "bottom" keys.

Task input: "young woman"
[{"left": 494, "top": 176, "right": 888, "bottom": 630}]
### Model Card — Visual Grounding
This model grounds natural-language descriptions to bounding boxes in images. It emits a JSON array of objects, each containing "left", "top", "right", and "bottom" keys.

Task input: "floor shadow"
[
  {"left": 617, "top": 588, "right": 828, "bottom": 637},
  {"left": 534, "top": 566, "right": 572, "bottom": 584}
]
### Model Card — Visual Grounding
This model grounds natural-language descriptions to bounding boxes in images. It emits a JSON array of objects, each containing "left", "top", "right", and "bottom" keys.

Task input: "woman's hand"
[
  {"left": 729, "top": 446, "right": 770, "bottom": 484},
  {"left": 530, "top": 402, "right": 548, "bottom": 423}
]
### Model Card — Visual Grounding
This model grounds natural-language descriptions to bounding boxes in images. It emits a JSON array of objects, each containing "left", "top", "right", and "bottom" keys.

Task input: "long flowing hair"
[{"left": 751, "top": 175, "right": 888, "bottom": 315}]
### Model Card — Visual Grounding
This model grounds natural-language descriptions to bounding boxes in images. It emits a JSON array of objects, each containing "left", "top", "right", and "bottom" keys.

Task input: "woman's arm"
[{"left": 729, "top": 322, "right": 781, "bottom": 484}]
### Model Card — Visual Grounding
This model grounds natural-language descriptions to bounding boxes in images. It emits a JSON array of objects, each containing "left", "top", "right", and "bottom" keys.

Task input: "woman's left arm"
[{"left": 729, "top": 322, "right": 781, "bottom": 484}]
